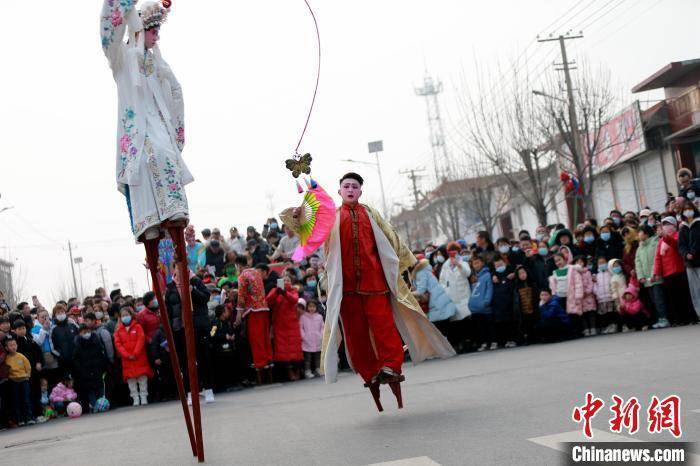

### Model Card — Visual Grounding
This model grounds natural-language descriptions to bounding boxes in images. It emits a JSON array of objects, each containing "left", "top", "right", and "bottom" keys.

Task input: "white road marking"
[
  {"left": 691, "top": 409, "right": 700, "bottom": 413},
  {"left": 367, "top": 456, "right": 441, "bottom": 466}
]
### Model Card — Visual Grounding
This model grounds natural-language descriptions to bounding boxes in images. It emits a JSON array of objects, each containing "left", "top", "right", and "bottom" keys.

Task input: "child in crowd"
[
  {"left": 513, "top": 265, "right": 538, "bottom": 344},
  {"left": 4, "top": 336, "right": 35, "bottom": 426},
  {"left": 574, "top": 256, "right": 598, "bottom": 336},
  {"left": 548, "top": 251, "right": 584, "bottom": 335},
  {"left": 40, "top": 378, "right": 50, "bottom": 412},
  {"left": 299, "top": 299, "right": 324, "bottom": 378},
  {"left": 593, "top": 256, "right": 618, "bottom": 334},
  {"left": 114, "top": 305, "right": 152, "bottom": 406},
  {"left": 211, "top": 305, "right": 237, "bottom": 391},
  {"left": 49, "top": 376, "right": 77, "bottom": 415},
  {"left": 534, "top": 289, "right": 572, "bottom": 343},
  {"left": 491, "top": 258, "right": 517, "bottom": 349},
  {"left": 469, "top": 255, "right": 494, "bottom": 352},
  {"left": 72, "top": 324, "right": 109, "bottom": 412},
  {"left": 619, "top": 285, "right": 650, "bottom": 331}
]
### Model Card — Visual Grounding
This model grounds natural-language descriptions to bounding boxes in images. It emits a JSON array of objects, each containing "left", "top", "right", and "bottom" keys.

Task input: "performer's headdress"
[{"left": 139, "top": 1, "right": 169, "bottom": 31}]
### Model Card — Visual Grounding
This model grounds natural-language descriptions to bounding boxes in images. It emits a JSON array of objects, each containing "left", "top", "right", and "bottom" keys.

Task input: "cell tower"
[{"left": 415, "top": 72, "right": 450, "bottom": 183}]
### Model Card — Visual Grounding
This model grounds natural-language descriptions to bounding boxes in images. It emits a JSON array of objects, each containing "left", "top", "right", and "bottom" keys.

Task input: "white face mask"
[
  {"left": 56, "top": 314, "right": 67, "bottom": 322},
  {"left": 95, "top": 311, "right": 104, "bottom": 320},
  {"left": 684, "top": 210, "right": 695, "bottom": 219},
  {"left": 81, "top": 332, "right": 91, "bottom": 340}
]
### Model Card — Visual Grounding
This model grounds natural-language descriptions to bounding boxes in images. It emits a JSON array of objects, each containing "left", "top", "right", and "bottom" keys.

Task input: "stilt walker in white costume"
[{"left": 100, "top": 0, "right": 205, "bottom": 461}]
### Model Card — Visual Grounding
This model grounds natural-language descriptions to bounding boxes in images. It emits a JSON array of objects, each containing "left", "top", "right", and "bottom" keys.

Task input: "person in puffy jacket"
[
  {"left": 267, "top": 279, "right": 303, "bottom": 381},
  {"left": 469, "top": 255, "right": 494, "bottom": 352},
  {"left": 439, "top": 243, "right": 473, "bottom": 352},
  {"left": 299, "top": 300, "right": 324, "bottom": 378},
  {"left": 593, "top": 257, "right": 618, "bottom": 334},
  {"left": 655, "top": 217, "right": 697, "bottom": 325},
  {"left": 412, "top": 259, "right": 457, "bottom": 327},
  {"left": 618, "top": 285, "right": 650, "bottom": 331},
  {"left": 635, "top": 224, "right": 669, "bottom": 328},
  {"left": 534, "top": 289, "right": 572, "bottom": 343},
  {"left": 114, "top": 305, "right": 152, "bottom": 406},
  {"left": 491, "top": 258, "right": 517, "bottom": 349},
  {"left": 72, "top": 324, "right": 109, "bottom": 412}
]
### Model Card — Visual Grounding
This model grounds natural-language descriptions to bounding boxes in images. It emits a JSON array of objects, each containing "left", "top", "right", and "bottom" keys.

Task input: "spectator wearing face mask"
[
  {"left": 84, "top": 312, "right": 114, "bottom": 364},
  {"left": 136, "top": 292, "right": 161, "bottom": 342},
  {"left": 596, "top": 225, "right": 624, "bottom": 261},
  {"left": 579, "top": 226, "right": 598, "bottom": 260},
  {"left": 677, "top": 168, "right": 700, "bottom": 204},
  {"left": 654, "top": 217, "right": 697, "bottom": 325},
  {"left": 678, "top": 201, "right": 700, "bottom": 318},
  {"left": 50, "top": 304, "right": 78, "bottom": 377},
  {"left": 72, "top": 324, "right": 109, "bottom": 413},
  {"left": 114, "top": 305, "right": 152, "bottom": 406}
]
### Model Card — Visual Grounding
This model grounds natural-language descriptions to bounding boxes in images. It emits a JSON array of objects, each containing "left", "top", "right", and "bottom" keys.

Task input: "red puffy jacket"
[
  {"left": 136, "top": 308, "right": 160, "bottom": 342},
  {"left": 653, "top": 232, "right": 685, "bottom": 278},
  {"left": 114, "top": 321, "right": 153, "bottom": 381},
  {"left": 267, "top": 286, "right": 303, "bottom": 363}
]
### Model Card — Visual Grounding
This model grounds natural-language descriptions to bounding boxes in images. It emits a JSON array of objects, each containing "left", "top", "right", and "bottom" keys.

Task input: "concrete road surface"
[{"left": 2, "top": 325, "right": 699, "bottom": 465}]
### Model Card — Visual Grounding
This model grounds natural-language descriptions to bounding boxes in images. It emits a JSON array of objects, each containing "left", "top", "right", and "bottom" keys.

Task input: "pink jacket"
[
  {"left": 299, "top": 312, "right": 324, "bottom": 353},
  {"left": 619, "top": 286, "right": 649, "bottom": 317},
  {"left": 579, "top": 268, "right": 597, "bottom": 312},
  {"left": 549, "top": 265, "right": 584, "bottom": 316},
  {"left": 593, "top": 270, "right": 613, "bottom": 303},
  {"left": 49, "top": 383, "right": 77, "bottom": 403}
]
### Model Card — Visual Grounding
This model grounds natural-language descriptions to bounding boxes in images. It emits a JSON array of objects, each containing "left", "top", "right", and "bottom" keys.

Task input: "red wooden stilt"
[
  {"left": 143, "top": 238, "right": 197, "bottom": 457},
  {"left": 168, "top": 225, "right": 205, "bottom": 463},
  {"left": 388, "top": 382, "right": 403, "bottom": 409},
  {"left": 364, "top": 381, "right": 383, "bottom": 412}
]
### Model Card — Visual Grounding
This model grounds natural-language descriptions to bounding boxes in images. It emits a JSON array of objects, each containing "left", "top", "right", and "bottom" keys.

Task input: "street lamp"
[{"left": 341, "top": 140, "right": 389, "bottom": 217}]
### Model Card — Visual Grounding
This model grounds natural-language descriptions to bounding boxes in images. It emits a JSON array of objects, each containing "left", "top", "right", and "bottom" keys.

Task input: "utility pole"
[
  {"left": 66, "top": 241, "right": 79, "bottom": 299},
  {"left": 538, "top": 32, "right": 584, "bottom": 225},
  {"left": 415, "top": 73, "right": 450, "bottom": 184},
  {"left": 399, "top": 168, "right": 426, "bottom": 249},
  {"left": 400, "top": 168, "right": 426, "bottom": 209}
]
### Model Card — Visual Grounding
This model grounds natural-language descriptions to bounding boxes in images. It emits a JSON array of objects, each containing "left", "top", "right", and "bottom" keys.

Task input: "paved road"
[{"left": 3, "top": 325, "right": 699, "bottom": 465}]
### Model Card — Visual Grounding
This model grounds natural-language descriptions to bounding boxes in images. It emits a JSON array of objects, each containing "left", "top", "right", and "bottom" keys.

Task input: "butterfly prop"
[
  {"left": 285, "top": 153, "right": 313, "bottom": 178},
  {"left": 279, "top": 180, "right": 336, "bottom": 262}
]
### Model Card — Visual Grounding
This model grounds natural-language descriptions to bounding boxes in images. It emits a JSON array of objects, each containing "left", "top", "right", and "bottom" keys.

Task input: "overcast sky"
[{"left": 1, "top": 0, "right": 698, "bottom": 303}]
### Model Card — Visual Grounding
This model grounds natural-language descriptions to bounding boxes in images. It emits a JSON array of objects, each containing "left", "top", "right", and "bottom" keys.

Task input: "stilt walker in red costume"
[
  {"left": 100, "top": 0, "right": 205, "bottom": 460},
  {"left": 321, "top": 173, "right": 455, "bottom": 411}
]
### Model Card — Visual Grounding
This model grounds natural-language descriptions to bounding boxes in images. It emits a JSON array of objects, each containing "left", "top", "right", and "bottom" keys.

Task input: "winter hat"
[
  {"left": 661, "top": 216, "right": 677, "bottom": 226},
  {"left": 297, "top": 298, "right": 307, "bottom": 308},
  {"left": 639, "top": 209, "right": 652, "bottom": 218}
]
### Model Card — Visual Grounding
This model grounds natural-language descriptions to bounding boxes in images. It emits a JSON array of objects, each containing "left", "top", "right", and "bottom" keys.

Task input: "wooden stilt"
[
  {"left": 388, "top": 381, "right": 403, "bottom": 409},
  {"left": 364, "top": 381, "right": 383, "bottom": 412},
  {"left": 168, "top": 225, "right": 205, "bottom": 463},
  {"left": 143, "top": 238, "right": 197, "bottom": 457}
]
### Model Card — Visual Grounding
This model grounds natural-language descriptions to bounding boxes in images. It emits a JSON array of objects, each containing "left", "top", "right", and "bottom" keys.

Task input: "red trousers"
[
  {"left": 340, "top": 293, "right": 404, "bottom": 383},
  {"left": 247, "top": 311, "right": 273, "bottom": 369}
]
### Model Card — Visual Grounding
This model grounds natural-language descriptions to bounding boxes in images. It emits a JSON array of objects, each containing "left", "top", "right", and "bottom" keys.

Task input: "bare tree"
[
  {"left": 52, "top": 278, "right": 74, "bottom": 304},
  {"left": 456, "top": 64, "right": 558, "bottom": 226},
  {"left": 537, "top": 62, "right": 625, "bottom": 219},
  {"left": 11, "top": 263, "right": 27, "bottom": 307},
  {"left": 457, "top": 154, "right": 511, "bottom": 237}
]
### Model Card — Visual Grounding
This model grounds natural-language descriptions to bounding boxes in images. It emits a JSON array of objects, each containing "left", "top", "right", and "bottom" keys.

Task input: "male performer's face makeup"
[
  {"left": 145, "top": 27, "right": 160, "bottom": 49},
  {"left": 339, "top": 179, "right": 362, "bottom": 205}
]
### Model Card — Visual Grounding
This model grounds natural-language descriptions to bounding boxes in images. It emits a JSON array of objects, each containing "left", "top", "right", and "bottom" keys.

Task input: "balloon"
[{"left": 67, "top": 402, "right": 83, "bottom": 418}]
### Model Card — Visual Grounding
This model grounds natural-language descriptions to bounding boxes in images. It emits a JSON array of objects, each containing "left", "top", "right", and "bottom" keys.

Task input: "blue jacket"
[
  {"left": 539, "top": 296, "right": 570, "bottom": 325},
  {"left": 469, "top": 268, "right": 493, "bottom": 315},
  {"left": 414, "top": 261, "right": 456, "bottom": 322}
]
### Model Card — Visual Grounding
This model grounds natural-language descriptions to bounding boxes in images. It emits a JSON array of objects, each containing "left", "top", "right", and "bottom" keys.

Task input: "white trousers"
[
  {"left": 127, "top": 375, "right": 148, "bottom": 399},
  {"left": 688, "top": 267, "right": 700, "bottom": 317}
]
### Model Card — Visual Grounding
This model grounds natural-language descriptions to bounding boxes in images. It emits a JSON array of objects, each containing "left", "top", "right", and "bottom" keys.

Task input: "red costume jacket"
[{"left": 339, "top": 203, "right": 389, "bottom": 295}]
